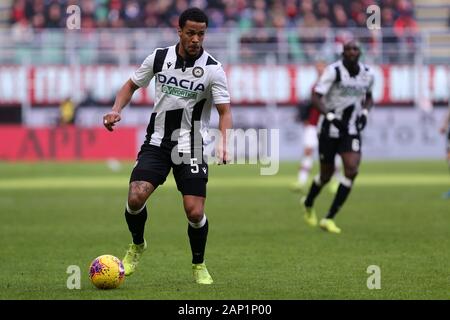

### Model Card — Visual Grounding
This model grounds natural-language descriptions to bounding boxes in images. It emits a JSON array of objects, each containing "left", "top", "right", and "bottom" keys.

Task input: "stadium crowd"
[
  {"left": 10, "top": 0, "right": 416, "bottom": 31},
  {"left": 9, "top": 0, "right": 419, "bottom": 63}
]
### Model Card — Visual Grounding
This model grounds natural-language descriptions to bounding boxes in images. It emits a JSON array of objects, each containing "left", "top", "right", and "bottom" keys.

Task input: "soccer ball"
[{"left": 89, "top": 254, "right": 125, "bottom": 289}]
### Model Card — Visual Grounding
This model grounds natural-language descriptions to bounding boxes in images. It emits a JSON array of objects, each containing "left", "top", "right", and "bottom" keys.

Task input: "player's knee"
[
  {"left": 344, "top": 167, "right": 358, "bottom": 180},
  {"left": 127, "top": 194, "right": 146, "bottom": 212},
  {"left": 185, "top": 204, "right": 204, "bottom": 223}
]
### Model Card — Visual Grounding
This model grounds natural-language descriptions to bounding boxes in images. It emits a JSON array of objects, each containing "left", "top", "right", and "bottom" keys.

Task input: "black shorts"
[
  {"left": 130, "top": 144, "right": 208, "bottom": 197},
  {"left": 318, "top": 133, "right": 361, "bottom": 164}
]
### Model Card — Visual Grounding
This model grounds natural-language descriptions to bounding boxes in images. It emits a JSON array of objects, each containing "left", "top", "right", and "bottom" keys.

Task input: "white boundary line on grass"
[{"left": 0, "top": 175, "right": 448, "bottom": 189}]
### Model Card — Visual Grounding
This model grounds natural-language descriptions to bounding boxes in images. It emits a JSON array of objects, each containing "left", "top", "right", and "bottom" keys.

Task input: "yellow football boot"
[
  {"left": 319, "top": 219, "right": 341, "bottom": 234},
  {"left": 122, "top": 239, "right": 147, "bottom": 276},
  {"left": 300, "top": 196, "right": 318, "bottom": 227},
  {"left": 192, "top": 262, "right": 213, "bottom": 285},
  {"left": 290, "top": 182, "right": 307, "bottom": 193}
]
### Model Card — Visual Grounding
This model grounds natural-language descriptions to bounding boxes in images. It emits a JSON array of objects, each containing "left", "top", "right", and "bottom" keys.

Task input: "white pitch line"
[{"left": 0, "top": 174, "right": 448, "bottom": 189}]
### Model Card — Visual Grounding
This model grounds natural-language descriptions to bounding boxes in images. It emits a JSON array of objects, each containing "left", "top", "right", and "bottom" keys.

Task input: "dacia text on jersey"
[
  {"left": 336, "top": 83, "right": 369, "bottom": 97},
  {"left": 158, "top": 74, "right": 205, "bottom": 99}
]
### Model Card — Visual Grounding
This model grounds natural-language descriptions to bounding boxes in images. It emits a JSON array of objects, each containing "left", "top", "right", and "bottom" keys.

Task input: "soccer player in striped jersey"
[
  {"left": 103, "top": 8, "right": 233, "bottom": 284},
  {"left": 292, "top": 60, "right": 341, "bottom": 194},
  {"left": 301, "top": 40, "right": 375, "bottom": 234}
]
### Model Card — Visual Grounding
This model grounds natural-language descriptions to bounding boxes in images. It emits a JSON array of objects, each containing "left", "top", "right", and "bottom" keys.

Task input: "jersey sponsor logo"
[
  {"left": 336, "top": 83, "right": 367, "bottom": 97},
  {"left": 167, "top": 62, "right": 172, "bottom": 69},
  {"left": 158, "top": 74, "right": 205, "bottom": 99},
  {"left": 202, "top": 167, "right": 207, "bottom": 174},
  {"left": 162, "top": 84, "right": 198, "bottom": 99},
  {"left": 157, "top": 74, "right": 205, "bottom": 91},
  {"left": 192, "top": 67, "right": 204, "bottom": 78}
]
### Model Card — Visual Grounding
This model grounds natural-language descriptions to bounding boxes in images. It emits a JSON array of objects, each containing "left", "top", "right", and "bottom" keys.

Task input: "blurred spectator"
[
  {"left": 381, "top": 7, "right": 399, "bottom": 63},
  {"left": 296, "top": 12, "right": 325, "bottom": 62},
  {"left": 393, "top": 3, "right": 418, "bottom": 62},
  {"left": 284, "top": 0, "right": 298, "bottom": 26},
  {"left": 11, "top": 18, "right": 33, "bottom": 43},
  {"left": 332, "top": 4, "right": 349, "bottom": 28},
  {"left": 240, "top": 8, "right": 277, "bottom": 62},
  {"left": 31, "top": 13, "right": 45, "bottom": 29},
  {"left": 315, "top": 0, "right": 331, "bottom": 22},
  {"left": 59, "top": 97, "right": 77, "bottom": 126},
  {"left": 10, "top": 0, "right": 29, "bottom": 23}
]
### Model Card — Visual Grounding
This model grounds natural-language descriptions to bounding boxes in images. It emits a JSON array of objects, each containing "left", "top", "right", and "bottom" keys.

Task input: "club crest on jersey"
[{"left": 192, "top": 67, "right": 204, "bottom": 78}]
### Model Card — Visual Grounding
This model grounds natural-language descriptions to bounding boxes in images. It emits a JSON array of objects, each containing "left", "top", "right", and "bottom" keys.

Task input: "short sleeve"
[
  {"left": 314, "top": 65, "right": 336, "bottom": 95},
  {"left": 130, "top": 53, "right": 155, "bottom": 88},
  {"left": 211, "top": 65, "right": 231, "bottom": 104}
]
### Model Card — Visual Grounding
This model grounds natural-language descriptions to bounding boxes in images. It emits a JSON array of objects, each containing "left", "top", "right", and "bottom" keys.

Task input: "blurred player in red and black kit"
[
  {"left": 292, "top": 61, "right": 341, "bottom": 194},
  {"left": 300, "top": 40, "right": 375, "bottom": 234}
]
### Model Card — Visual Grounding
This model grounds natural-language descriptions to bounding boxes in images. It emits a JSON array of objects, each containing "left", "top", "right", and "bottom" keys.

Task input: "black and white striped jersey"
[
  {"left": 131, "top": 44, "right": 230, "bottom": 153},
  {"left": 315, "top": 60, "right": 374, "bottom": 137}
]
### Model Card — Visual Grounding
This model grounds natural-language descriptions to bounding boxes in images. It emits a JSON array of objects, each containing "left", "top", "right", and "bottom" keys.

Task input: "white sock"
[
  {"left": 333, "top": 156, "right": 342, "bottom": 180},
  {"left": 340, "top": 176, "right": 353, "bottom": 188},
  {"left": 126, "top": 202, "right": 146, "bottom": 215},
  {"left": 314, "top": 174, "right": 323, "bottom": 186},
  {"left": 188, "top": 214, "right": 207, "bottom": 229},
  {"left": 298, "top": 156, "right": 313, "bottom": 184}
]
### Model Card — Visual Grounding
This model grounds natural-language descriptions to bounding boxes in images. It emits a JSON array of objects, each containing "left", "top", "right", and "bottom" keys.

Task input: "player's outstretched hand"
[
  {"left": 326, "top": 112, "right": 346, "bottom": 132},
  {"left": 356, "top": 109, "right": 369, "bottom": 131},
  {"left": 332, "top": 118, "right": 346, "bottom": 132},
  {"left": 356, "top": 114, "right": 367, "bottom": 131},
  {"left": 103, "top": 111, "right": 121, "bottom": 131},
  {"left": 216, "top": 143, "right": 229, "bottom": 165}
]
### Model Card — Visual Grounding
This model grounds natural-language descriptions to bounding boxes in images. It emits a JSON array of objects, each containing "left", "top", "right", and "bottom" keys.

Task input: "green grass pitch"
[{"left": 0, "top": 160, "right": 449, "bottom": 299}]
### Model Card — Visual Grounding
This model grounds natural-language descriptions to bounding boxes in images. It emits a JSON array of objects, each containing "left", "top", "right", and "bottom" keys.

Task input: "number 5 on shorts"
[{"left": 190, "top": 158, "right": 199, "bottom": 173}]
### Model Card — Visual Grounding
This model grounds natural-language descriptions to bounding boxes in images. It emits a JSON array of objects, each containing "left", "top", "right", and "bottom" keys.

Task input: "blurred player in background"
[
  {"left": 103, "top": 8, "right": 232, "bottom": 284},
  {"left": 439, "top": 104, "right": 450, "bottom": 199},
  {"left": 300, "top": 40, "right": 375, "bottom": 234},
  {"left": 291, "top": 60, "right": 341, "bottom": 194},
  {"left": 58, "top": 97, "right": 76, "bottom": 126}
]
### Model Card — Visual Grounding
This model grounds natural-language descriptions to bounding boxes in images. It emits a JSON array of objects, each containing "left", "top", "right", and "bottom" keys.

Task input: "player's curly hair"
[{"left": 179, "top": 7, "right": 208, "bottom": 28}]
